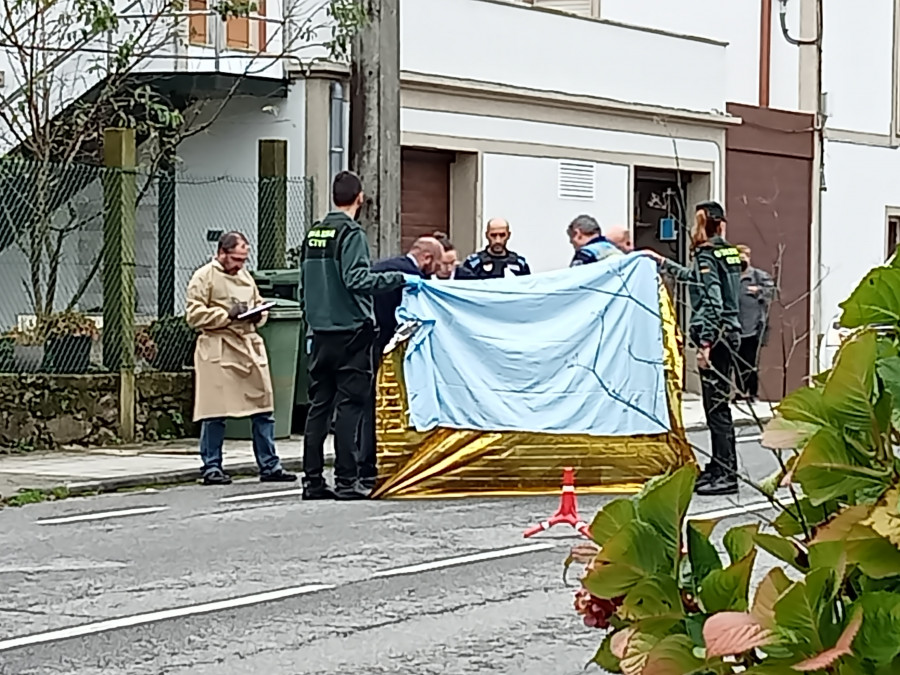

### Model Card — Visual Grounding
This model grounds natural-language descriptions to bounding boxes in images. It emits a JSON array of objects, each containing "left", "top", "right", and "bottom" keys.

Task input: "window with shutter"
[
  {"left": 189, "top": 0, "right": 208, "bottom": 45},
  {"left": 226, "top": 14, "right": 251, "bottom": 49},
  {"left": 224, "top": 1, "right": 266, "bottom": 50}
]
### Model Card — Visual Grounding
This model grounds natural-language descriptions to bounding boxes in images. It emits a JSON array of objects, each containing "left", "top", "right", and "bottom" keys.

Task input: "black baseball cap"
[{"left": 696, "top": 201, "right": 726, "bottom": 221}]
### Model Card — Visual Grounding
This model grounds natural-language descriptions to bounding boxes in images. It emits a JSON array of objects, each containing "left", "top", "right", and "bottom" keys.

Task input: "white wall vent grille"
[{"left": 558, "top": 160, "right": 596, "bottom": 201}]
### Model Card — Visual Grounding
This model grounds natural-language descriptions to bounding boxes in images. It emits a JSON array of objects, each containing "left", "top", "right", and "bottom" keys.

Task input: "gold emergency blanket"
[{"left": 372, "top": 284, "right": 693, "bottom": 499}]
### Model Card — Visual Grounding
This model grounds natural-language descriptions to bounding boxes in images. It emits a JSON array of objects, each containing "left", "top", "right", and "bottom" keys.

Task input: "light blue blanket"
[{"left": 395, "top": 253, "right": 670, "bottom": 437}]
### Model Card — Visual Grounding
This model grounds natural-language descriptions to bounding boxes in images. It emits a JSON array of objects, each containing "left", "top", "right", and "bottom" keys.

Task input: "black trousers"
[
  {"left": 736, "top": 334, "right": 760, "bottom": 399},
  {"left": 356, "top": 335, "right": 386, "bottom": 482},
  {"left": 696, "top": 332, "right": 739, "bottom": 481},
  {"left": 303, "top": 323, "right": 374, "bottom": 484}
]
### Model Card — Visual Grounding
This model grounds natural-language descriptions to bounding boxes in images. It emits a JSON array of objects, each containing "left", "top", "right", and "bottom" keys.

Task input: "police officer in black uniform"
[
  {"left": 462, "top": 218, "right": 531, "bottom": 279},
  {"left": 299, "top": 171, "right": 416, "bottom": 501},
  {"left": 646, "top": 201, "right": 742, "bottom": 496}
]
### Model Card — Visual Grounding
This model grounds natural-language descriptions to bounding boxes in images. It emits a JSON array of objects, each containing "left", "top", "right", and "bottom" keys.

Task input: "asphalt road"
[{"left": 0, "top": 429, "right": 784, "bottom": 675}]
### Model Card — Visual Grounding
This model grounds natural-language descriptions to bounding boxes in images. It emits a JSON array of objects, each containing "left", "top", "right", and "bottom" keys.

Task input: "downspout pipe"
[{"left": 759, "top": 0, "right": 772, "bottom": 107}]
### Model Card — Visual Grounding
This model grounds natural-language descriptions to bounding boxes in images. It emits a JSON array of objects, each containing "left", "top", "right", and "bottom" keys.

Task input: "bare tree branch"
[{"left": 0, "top": 0, "right": 365, "bottom": 326}]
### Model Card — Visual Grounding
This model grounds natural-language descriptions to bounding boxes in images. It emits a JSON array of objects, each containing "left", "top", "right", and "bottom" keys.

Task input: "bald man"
[
  {"left": 567, "top": 215, "right": 633, "bottom": 266},
  {"left": 358, "top": 236, "right": 444, "bottom": 490},
  {"left": 462, "top": 218, "right": 531, "bottom": 279},
  {"left": 603, "top": 224, "right": 633, "bottom": 253}
]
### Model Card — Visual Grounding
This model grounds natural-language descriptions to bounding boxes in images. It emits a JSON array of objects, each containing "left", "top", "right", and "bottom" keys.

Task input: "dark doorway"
[
  {"left": 634, "top": 167, "right": 697, "bottom": 334},
  {"left": 400, "top": 148, "right": 454, "bottom": 252}
]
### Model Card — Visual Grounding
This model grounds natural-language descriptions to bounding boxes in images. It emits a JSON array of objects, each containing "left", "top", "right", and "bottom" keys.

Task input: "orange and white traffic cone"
[{"left": 523, "top": 467, "right": 591, "bottom": 539}]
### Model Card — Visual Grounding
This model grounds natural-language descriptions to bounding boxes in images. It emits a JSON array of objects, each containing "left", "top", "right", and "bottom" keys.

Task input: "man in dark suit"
[
  {"left": 433, "top": 232, "right": 478, "bottom": 280},
  {"left": 358, "top": 236, "right": 444, "bottom": 491}
]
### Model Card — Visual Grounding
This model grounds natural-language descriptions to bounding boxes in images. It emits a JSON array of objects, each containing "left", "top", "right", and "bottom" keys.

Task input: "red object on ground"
[{"left": 523, "top": 467, "right": 592, "bottom": 539}]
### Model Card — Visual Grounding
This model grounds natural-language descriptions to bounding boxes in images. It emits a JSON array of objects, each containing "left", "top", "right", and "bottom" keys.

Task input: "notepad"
[{"left": 237, "top": 301, "right": 276, "bottom": 320}]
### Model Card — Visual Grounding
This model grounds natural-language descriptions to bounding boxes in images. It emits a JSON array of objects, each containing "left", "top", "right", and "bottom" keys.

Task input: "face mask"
[{"left": 740, "top": 260, "right": 749, "bottom": 271}]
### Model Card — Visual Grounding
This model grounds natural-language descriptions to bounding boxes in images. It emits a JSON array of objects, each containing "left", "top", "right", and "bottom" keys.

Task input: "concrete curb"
[
  {"left": 60, "top": 456, "right": 325, "bottom": 497},
  {"left": 13, "top": 420, "right": 771, "bottom": 499}
]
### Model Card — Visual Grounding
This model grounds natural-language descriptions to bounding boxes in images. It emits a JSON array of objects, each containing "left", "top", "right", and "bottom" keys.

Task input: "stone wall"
[
  {"left": 0, "top": 372, "right": 197, "bottom": 450},
  {"left": 136, "top": 372, "right": 198, "bottom": 443}
]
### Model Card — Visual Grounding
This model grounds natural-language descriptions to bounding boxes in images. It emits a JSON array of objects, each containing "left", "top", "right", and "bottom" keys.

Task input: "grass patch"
[{"left": 3, "top": 486, "right": 70, "bottom": 507}]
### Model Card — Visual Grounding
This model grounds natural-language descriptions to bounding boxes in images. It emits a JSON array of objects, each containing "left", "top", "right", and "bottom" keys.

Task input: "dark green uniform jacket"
[
  {"left": 660, "top": 235, "right": 741, "bottom": 346},
  {"left": 300, "top": 211, "right": 405, "bottom": 333}
]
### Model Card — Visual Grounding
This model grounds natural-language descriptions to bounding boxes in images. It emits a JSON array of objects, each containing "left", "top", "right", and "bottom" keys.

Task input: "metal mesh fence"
[{"left": 0, "top": 158, "right": 313, "bottom": 375}]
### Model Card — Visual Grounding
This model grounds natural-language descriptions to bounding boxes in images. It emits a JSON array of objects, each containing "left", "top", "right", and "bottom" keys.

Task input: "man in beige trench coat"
[{"left": 185, "top": 231, "right": 297, "bottom": 486}]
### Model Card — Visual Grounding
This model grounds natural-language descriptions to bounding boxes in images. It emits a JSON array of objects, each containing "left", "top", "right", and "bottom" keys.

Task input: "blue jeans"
[{"left": 199, "top": 413, "right": 282, "bottom": 477}]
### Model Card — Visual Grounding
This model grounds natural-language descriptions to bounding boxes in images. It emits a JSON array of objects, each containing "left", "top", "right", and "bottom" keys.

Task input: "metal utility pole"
[{"left": 349, "top": 0, "right": 402, "bottom": 259}]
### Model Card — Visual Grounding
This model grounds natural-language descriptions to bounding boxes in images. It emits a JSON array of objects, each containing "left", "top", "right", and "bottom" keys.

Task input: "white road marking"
[
  {"left": 0, "top": 584, "right": 336, "bottom": 652},
  {"left": 219, "top": 489, "right": 303, "bottom": 504},
  {"left": 7, "top": 485, "right": 796, "bottom": 652},
  {"left": 370, "top": 542, "right": 556, "bottom": 579},
  {"left": 737, "top": 434, "right": 763, "bottom": 443},
  {"left": 36, "top": 506, "right": 169, "bottom": 526},
  {"left": 689, "top": 499, "right": 791, "bottom": 522}
]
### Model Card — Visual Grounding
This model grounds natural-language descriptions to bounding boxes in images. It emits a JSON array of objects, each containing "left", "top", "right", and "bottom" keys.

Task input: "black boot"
[
  {"left": 302, "top": 476, "right": 336, "bottom": 500},
  {"left": 695, "top": 466, "right": 718, "bottom": 488},
  {"left": 696, "top": 458, "right": 727, "bottom": 487},
  {"left": 202, "top": 469, "right": 233, "bottom": 486},
  {"left": 260, "top": 468, "right": 298, "bottom": 483},
  {"left": 334, "top": 479, "right": 370, "bottom": 500},
  {"left": 695, "top": 473, "right": 739, "bottom": 496}
]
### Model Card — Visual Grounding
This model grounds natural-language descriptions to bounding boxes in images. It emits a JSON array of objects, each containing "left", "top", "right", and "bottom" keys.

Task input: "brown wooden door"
[
  {"left": 400, "top": 148, "right": 453, "bottom": 252},
  {"left": 725, "top": 103, "right": 814, "bottom": 401}
]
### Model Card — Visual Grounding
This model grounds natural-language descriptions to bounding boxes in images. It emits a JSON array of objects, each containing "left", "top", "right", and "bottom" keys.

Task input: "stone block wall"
[
  {"left": 136, "top": 372, "right": 198, "bottom": 443},
  {"left": 0, "top": 372, "right": 197, "bottom": 450}
]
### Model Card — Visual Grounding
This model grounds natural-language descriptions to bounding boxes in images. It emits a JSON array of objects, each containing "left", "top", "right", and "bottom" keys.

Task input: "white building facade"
[
  {"left": 816, "top": 0, "right": 900, "bottom": 371},
  {"left": 8, "top": 0, "right": 884, "bottom": 397},
  {"left": 302, "top": 0, "right": 818, "bottom": 397}
]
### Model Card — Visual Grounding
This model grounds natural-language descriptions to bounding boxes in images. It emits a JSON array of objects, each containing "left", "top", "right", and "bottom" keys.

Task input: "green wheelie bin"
[
  {"left": 251, "top": 269, "right": 309, "bottom": 410},
  {"left": 224, "top": 297, "right": 302, "bottom": 440}
]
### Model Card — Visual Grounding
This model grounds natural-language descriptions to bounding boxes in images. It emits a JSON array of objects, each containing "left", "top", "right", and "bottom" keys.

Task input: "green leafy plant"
[
  {"left": 2, "top": 486, "right": 70, "bottom": 508},
  {"left": 212, "top": 0, "right": 258, "bottom": 20},
  {"left": 569, "top": 255, "right": 900, "bottom": 674},
  {"left": 134, "top": 327, "right": 159, "bottom": 364},
  {"left": 38, "top": 311, "right": 98, "bottom": 373},
  {"left": 40, "top": 311, "right": 99, "bottom": 340},
  {"left": 8, "top": 324, "right": 44, "bottom": 347}
]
